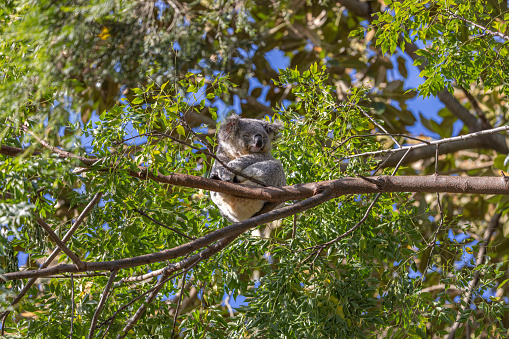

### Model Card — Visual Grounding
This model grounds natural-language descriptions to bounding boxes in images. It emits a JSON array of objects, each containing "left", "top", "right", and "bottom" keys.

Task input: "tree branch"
[
  {"left": 0, "top": 192, "right": 103, "bottom": 322},
  {"left": 88, "top": 270, "right": 117, "bottom": 339},
  {"left": 5, "top": 144, "right": 509, "bottom": 204},
  {"left": 133, "top": 208, "right": 195, "bottom": 240},
  {"left": 445, "top": 10, "right": 509, "bottom": 41},
  {"left": 344, "top": 124, "right": 509, "bottom": 161},
  {"left": 117, "top": 269, "right": 173, "bottom": 339},
  {"left": 34, "top": 216, "right": 86, "bottom": 269},
  {"left": 3, "top": 190, "right": 333, "bottom": 280}
]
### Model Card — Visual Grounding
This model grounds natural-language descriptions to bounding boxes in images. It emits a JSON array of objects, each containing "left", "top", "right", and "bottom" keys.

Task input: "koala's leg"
[{"left": 210, "top": 192, "right": 265, "bottom": 223}]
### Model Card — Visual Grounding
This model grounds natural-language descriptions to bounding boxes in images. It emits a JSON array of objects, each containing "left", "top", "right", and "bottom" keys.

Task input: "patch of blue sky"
[
  {"left": 447, "top": 229, "right": 470, "bottom": 243},
  {"left": 247, "top": 77, "right": 263, "bottom": 95},
  {"left": 387, "top": 49, "right": 447, "bottom": 138},
  {"left": 408, "top": 265, "right": 422, "bottom": 278},
  {"left": 263, "top": 252, "right": 274, "bottom": 264},
  {"left": 17, "top": 251, "right": 28, "bottom": 267},
  {"left": 226, "top": 294, "right": 248, "bottom": 310},
  {"left": 231, "top": 95, "right": 242, "bottom": 114},
  {"left": 454, "top": 239, "right": 478, "bottom": 270},
  {"left": 265, "top": 48, "right": 290, "bottom": 72}
]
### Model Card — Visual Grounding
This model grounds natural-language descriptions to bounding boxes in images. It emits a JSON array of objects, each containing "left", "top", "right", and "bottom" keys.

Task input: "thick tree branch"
[
  {"left": 5, "top": 144, "right": 509, "bottom": 203},
  {"left": 447, "top": 213, "right": 501, "bottom": 339},
  {"left": 379, "top": 137, "right": 495, "bottom": 168}
]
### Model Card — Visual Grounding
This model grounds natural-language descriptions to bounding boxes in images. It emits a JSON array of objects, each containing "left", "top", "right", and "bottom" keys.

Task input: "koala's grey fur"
[{"left": 210, "top": 114, "right": 286, "bottom": 222}]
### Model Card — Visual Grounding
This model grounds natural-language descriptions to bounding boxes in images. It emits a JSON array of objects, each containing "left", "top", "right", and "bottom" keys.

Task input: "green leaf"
[
  {"left": 132, "top": 97, "right": 144, "bottom": 105},
  {"left": 176, "top": 125, "right": 185, "bottom": 136}
]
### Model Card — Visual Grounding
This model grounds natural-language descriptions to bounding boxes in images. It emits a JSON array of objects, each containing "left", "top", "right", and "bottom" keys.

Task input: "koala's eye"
[{"left": 242, "top": 134, "right": 250, "bottom": 139}]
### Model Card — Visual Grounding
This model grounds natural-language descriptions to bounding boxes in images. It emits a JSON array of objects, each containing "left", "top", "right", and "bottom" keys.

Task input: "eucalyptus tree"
[{"left": 1, "top": 0, "right": 509, "bottom": 338}]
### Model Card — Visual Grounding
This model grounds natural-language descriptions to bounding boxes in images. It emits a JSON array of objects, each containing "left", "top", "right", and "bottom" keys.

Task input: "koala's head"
[{"left": 218, "top": 114, "right": 283, "bottom": 158}]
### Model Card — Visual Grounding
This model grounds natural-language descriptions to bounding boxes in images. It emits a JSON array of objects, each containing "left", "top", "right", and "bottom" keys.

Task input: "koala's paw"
[{"left": 218, "top": 169, "right": 234, "bottom": 182}]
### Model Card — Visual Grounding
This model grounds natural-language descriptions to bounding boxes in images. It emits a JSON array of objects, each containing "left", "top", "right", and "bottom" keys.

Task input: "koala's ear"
[
  {"left": 222, "top": 114, "right": 240, "bottom": 135},
  {"left": 266, "top": 120, "right": 284, "bottom": 135}
]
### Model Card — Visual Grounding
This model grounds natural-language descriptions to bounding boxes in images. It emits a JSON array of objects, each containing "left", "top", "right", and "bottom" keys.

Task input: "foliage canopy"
[{"left": 1, "top": 0, "right": 509, "bottom": 338}]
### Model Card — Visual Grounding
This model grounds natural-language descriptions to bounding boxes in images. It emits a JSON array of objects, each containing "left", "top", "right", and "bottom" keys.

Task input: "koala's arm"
[
  {"left": 209, "top": 147, "right": 232, "bottom": 181},
  {"left": 227, "top": 153, "right": 272, "bottom": 171},
  {"left": 234, "top": 158, "right": 286, "bottom": 187},
  {"left": 215, "top": 154, "right": 272, "bottom": 183}
]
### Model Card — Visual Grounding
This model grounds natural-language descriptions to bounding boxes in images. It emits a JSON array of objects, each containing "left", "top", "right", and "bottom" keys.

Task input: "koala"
[{"left": 209, "top": 114, "right": 286, "bottom": 223}]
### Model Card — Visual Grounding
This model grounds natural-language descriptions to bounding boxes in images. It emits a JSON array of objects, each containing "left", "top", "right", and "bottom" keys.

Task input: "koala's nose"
[{"left": 254, "top": 135, "right": 263, "bottom": 148}]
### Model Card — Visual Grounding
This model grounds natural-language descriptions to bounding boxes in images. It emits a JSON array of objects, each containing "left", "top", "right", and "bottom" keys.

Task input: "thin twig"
[
  {"left": 332, "top": 133, "right": 429, "bottom": 153},
  {"left": 342, "top": 125, "right": 509, "bottom": 160},
  {"left": 302, "top": 192, "right": 382, "bottom": 267},
  {"left": 133, "top": 208, "right": 195, "bottom": 240},
  {"left": 88, "top": 270, "right": 118, "bottom": 339},
  {"left": 445, "top": 10, "right": 509, "bottom": 41},
  {"left": 390, "top": 147, "right": 413, "bottom": 176},
  {"left": 373, "top": 152, "right": 394, "bottom": 175},
  {"left": 359, "top": 108, "right": 401, "bottom": 148},
  {"left": 34, "top": 217, "right": 86, "bottom": 269},
  {"left": 70, "top": 274, "right": 75, "bottom": 339},
  {"left": 179, "top": 116, "right": 214, "bottom": 152},
  {"left": 170, "top": 271, "right": 188, "bottom": 338}
]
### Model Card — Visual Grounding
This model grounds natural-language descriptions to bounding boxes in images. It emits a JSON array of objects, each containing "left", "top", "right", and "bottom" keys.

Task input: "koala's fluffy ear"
[
  {"left": 220, "top": 114, "right": 240, "bottom": 139},
  {"left": 265, "top": 120, "right": 284, "bottom": 138}
]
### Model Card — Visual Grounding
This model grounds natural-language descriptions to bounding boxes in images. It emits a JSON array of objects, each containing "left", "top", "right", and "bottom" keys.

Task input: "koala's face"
[{"left": 218, "top": 115, "right": 283, "bottom": 158}]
